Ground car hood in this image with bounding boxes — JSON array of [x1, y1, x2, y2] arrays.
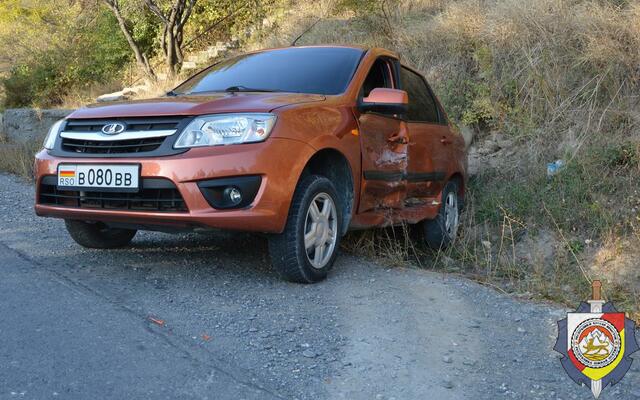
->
[[67, 92, 326, 119]]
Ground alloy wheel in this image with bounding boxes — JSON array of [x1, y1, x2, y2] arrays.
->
[[444, 191, 459, 239], [303, 193, 338, 269]]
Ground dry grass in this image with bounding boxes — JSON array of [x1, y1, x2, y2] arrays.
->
[[129, 75, 187, 100], [58, 81, 126, 109], [58, 73, 186, 108], [0, 139, 40, 180], [342, 223, 423, 268]]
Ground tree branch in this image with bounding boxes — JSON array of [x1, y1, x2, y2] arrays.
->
[[177, 0, 196, 31], [144, 0, 168, 24], [102, 0, 156, 80]]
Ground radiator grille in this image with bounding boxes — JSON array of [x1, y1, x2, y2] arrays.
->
[[61, 137, 165, 154], [60, 117, 183, 155], [38, 176, 187, 212]]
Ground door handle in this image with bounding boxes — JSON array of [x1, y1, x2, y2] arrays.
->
[[387, 135, 408, 145], [440, 136, 452, 145]]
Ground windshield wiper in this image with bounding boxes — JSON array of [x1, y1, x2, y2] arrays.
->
[[224, 85, 280, 93], [182, 87, 301, 95], [166, 90, 179, 97]]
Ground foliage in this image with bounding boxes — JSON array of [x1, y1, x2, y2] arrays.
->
[[0, 0, 75, 64], [182, 0, 288, 51], [2, 5, 135, 108], [332, 0, 394, 39], [188, 0, 254, 41], [0, 0, 280, 106]]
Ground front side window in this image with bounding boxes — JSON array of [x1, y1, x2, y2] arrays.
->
[[400, 67, 439, 123], [361, 58, 394, 98], [173, 47, 365, 96]]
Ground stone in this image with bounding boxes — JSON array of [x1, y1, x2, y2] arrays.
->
[[459, 125, 474, 149], [302, 349, 317, 358], [2, 108, 72, 144], [206, 46, 219, 58], [96, 85, 148, 104], [96, 93, 127, 103]]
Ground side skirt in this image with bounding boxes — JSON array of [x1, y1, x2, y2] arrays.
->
[[349, 197, 441, 230]]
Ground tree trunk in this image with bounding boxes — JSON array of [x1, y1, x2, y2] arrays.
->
[[103, 0, 156, 81], [146, 0, 196, 78], [166, 32, 177, 77]]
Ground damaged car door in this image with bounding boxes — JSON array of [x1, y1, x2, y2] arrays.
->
[[401, 65, 451, 199], [357, 57, 409, 213]]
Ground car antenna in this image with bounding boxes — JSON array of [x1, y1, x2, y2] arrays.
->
[[290, 18, 322, 46]]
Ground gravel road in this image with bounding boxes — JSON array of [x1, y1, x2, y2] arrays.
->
[[0, 172, 638, 400]]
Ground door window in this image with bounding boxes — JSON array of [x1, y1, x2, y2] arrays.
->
[[400, 67, 439, 123], [361, 58, 394, 98]]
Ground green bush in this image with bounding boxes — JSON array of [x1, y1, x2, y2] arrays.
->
[[472, 141, 639, 238], [2, 65, 38, 108], [2, 10, 137, 108]]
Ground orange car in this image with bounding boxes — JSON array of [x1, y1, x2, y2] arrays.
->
[[34, 46, 467, 283]]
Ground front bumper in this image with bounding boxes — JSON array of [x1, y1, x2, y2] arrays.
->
[[34, 138, 315, 233]]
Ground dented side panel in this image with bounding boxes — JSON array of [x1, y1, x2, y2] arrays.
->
[[357, 113, 409, 212]]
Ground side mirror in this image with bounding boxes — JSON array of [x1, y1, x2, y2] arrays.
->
[[358, 88, 408, 115]]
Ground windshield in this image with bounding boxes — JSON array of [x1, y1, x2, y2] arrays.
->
[[173, 47, 364, 96]]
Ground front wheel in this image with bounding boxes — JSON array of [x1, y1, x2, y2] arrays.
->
[[268, 175, 343, 283], [421, 181, 461, 250], [65, 220, 136, 249]]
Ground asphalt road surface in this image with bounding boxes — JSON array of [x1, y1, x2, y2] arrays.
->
[[0, 172, 638, 400]]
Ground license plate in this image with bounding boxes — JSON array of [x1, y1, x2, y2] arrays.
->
[[57, 164, 140, 191]]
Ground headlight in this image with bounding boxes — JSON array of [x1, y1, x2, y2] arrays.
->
[[174, 113, 277, 148], [43, 119, 65, 150]]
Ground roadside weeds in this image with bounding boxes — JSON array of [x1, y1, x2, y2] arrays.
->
[[341, 191, 640, 324], [0, 138, 39, 180]]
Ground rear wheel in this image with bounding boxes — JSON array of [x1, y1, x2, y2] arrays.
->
[[421, 181, 461, 249], [65, 220, 136, 249], [268, 175, 342, 283]]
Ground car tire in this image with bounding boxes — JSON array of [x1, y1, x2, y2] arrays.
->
[[268, 175, 343, 283], [65, 220, 137, 249], [421, 181, 461, 250]]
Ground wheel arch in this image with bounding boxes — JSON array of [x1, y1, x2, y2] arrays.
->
[[298, 148, 355, 235]]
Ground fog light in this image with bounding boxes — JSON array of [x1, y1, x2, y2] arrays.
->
[[197, 175, 261, 209], [225, 187, 242, 205]]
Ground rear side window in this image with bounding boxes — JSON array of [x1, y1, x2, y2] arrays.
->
[[400, 67, 439, 123]]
